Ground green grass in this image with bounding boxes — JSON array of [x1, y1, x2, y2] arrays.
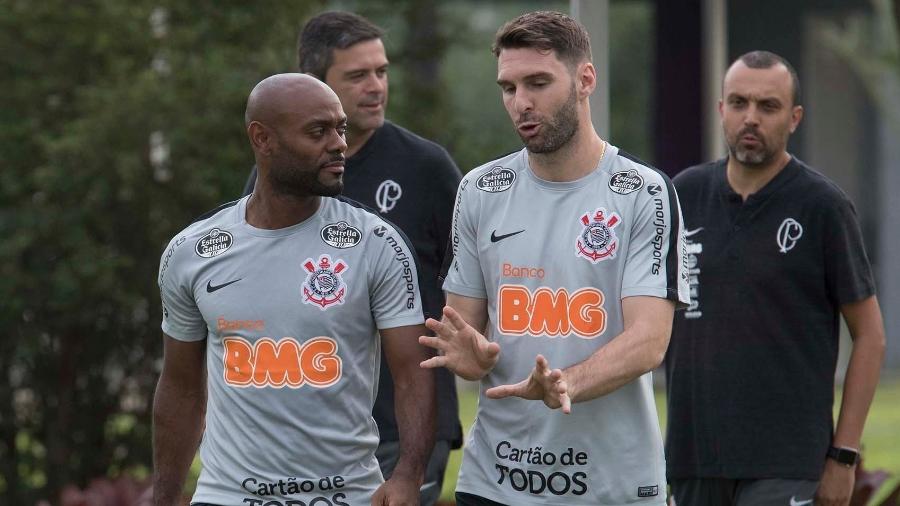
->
[[439, 378, 900, 502]]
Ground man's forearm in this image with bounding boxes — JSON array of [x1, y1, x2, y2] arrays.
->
[[833, 336, 885, 449], [391, 368, 436, 483], [152, 375, 206, 506], [565, 324, 667, 403]]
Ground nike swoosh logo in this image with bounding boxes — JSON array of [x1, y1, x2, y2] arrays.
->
[[684, 227, 704, 237], [789, 497, 813, 506], [490, 229, 525, 243], [206, 279, 242, 293]]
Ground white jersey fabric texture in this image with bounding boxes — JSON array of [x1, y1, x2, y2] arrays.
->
[[158, 195, 424, 506], [444, 145, 689, 506]]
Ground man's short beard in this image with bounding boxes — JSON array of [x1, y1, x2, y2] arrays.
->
[[268, 157, 343, 198], [728, 142, 773, 167], [525, 84, 579, 154]]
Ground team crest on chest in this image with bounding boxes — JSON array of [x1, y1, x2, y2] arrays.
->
[[576, 208, 621, 263], [301, 255, 348, 310]]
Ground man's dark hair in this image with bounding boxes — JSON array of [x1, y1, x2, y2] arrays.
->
[[734, 50, 802, 106], [297, 11, 384, 80], [492, 11, 592, 68]]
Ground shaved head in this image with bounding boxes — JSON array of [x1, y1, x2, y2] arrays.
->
[[245, 73, 348, 199], [245, 73, 339, 128]]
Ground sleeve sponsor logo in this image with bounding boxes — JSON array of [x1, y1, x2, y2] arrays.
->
[[651, 197, 666, 275], [475, 166, 516, 193], [320, 221, 361, 249], [646, 183, 662, 195], [195, 228, 233, 258], [575, 208, 621, 264], [380, 234, 417, 310], [777, 217, 803, 253], [158, 235, 186, 285], [494, 440, 589, 496], [608, 169, 644, 194], [498, 285, 606, 339], [450, 179, 470, 274], [222, 336, 342, 388], [375, 179, 403, 213], [301, 255, 348, 310]]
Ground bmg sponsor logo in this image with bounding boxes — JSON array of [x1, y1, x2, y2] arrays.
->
[[498, 285, 606, 339], [222, 336, 342, 388]]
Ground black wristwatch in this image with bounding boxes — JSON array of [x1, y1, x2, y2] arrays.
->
[[826, 446, 860, 467]]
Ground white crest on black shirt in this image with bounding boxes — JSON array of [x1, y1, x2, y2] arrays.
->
[[375, 179, 402, 213], [777, 218, 803, 253]]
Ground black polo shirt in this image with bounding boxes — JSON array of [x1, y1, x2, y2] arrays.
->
[[665, 157, 875, 480], [243, 121, 463, 446]]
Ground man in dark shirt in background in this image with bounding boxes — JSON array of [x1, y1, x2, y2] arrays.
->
[[242, 12, 462, 505], [666, 50, 886, 506]]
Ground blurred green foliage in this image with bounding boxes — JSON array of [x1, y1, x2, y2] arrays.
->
[[0, 1, 322, 503]]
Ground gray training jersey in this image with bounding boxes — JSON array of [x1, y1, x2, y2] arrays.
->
[[158, 195, 424, 506], [444, 145, 689, 506]]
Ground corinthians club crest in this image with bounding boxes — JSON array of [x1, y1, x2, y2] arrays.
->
[[576, 208, 622, 263], [301, 255, 348, 310]]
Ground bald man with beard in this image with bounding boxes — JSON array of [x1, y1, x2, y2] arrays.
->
[[153, 73, 435, 506]]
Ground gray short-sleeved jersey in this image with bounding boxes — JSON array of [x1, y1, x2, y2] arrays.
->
[[158, 196, 424, 506], [444, 146, 689, 506]]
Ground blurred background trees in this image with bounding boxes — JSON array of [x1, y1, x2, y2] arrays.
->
[[0, 1, 323, 503]]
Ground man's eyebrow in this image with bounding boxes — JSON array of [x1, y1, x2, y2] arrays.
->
[[496, 71, 555, 86]]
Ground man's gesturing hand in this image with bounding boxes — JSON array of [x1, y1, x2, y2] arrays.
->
[[484, 355, 572, 414], [419, 306, 500, 381]]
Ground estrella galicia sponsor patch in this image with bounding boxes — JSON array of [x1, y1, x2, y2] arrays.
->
[[195, 228, 233, 258], [320, 221, 361, 249], [638, 485, 659, 497], [476, 166, 516, 193], [576, 208, 622, 264], [301, 255, 348, 310], [608, 169, 644, 194]]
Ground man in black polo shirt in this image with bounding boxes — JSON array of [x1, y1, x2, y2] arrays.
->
[[666, 51, 886, 506], [242, 12, 463, 505]]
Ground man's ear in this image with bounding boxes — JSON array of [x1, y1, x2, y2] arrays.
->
[[248, 121, 274, 156], [789, 105, 804, 134], [577, 61, 597, 99]]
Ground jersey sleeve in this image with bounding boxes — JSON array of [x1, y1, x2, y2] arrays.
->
[[621, 175, 690, 307], [823, 195, 875, 305], [158, 235, 207, 341], [367, 223, 427, 330], [441, 177, 487, 298]]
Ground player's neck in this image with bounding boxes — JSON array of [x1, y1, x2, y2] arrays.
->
[[245, 183, 321, 230], [725, 150, 791, 201], [527, 126, 606, 183], [345, 126, 377, 158]]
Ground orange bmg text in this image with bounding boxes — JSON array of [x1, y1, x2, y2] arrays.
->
[[222, 336, 342, 388]]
